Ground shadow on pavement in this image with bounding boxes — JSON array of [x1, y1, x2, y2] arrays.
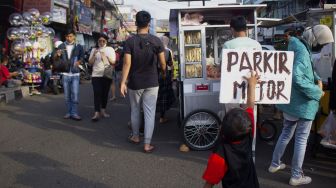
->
[[2, 151, 110, 188]]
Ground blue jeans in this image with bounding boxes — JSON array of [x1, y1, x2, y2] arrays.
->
[[43, 69, 52, 90], [271, 118, 312, 178], [128, 87, 159, 144], [62, 75, 80, 116]]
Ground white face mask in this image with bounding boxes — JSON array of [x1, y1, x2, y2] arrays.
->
[[99, 43, 107, 49]]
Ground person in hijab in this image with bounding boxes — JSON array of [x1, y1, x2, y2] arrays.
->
[[269, 25, 334, 186]]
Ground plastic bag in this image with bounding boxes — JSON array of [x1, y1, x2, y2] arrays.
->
[[318, 111, 336, 149]]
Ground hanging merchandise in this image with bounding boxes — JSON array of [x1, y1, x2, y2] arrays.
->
[[7, 9, 54, 95]]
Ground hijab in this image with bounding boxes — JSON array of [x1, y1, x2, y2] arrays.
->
[[303, 24, 334, 48]]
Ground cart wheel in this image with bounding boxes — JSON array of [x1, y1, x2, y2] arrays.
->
[[182, 110, 221, 151], [258, 120, 277, 142]]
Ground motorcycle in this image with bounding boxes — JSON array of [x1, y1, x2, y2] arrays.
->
[[49, 72, 63, 95], [78, 58, 91, 82]]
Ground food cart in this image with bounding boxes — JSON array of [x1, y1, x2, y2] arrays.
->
[[169, 4, 266, 150]]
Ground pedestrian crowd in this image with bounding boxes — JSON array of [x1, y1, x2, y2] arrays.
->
[[1, 10, 334, 187]]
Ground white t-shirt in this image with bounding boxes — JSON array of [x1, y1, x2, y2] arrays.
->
[[89, 46, 116, 77], [66, 44, 75, 59], [223, 37, 262, 50]]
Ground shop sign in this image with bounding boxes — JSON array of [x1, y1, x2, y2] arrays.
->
[[219, 49, 294, 104], [76, 33, 85, 46], [83, 0, 92, 7], [107, 0, 124, 5], [23, 0, 52, 13], [196, 84, 209, 92], [52, 5, 67, 24], [54, 0, 70, 8], [77, 23, 92, 35], [124, 21, 137, 32], [77, 2, 92, 25], [320, 16, 333, 28]]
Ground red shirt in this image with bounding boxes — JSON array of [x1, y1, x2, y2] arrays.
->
[[202, 107, 254, 185], [0, 64, 10, 85]]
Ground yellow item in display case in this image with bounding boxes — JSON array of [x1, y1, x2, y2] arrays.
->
[[313, 90, 330, 131], [173, 60, 179, 80]]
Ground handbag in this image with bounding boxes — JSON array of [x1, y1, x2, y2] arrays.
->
[[103, 65, 114, 79]]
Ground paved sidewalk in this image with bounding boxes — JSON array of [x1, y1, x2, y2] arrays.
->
[[0, 86, 30, 105]]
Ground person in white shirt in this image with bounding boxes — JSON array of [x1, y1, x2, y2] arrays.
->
[[223, 16, 261, 50], [88, 33, 116, 121]]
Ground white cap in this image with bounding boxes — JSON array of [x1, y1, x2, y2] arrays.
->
[[54, 41, 63, 48]]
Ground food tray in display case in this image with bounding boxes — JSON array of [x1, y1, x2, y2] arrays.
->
[[185, 63, 202, 78], [184, 30, 203, 79], [184, 31, 201, 44], [185, 47, 202, 62]]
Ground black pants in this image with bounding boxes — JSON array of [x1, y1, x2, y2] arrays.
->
[[92, 77, 112, 112]]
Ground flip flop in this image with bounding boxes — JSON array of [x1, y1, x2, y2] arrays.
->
[[127, 136, 140, 145], [143, 145, 155, 153], [159, 118, 169, 124]]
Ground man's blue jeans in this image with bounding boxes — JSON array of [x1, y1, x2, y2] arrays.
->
[[62, 75, 80, 116], [271, 118, 312, 178]]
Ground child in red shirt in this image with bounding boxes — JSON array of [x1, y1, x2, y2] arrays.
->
[[202, 71, 259, 188]]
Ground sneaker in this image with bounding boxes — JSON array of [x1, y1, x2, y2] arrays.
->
[[268, 163, 286, 173], [63, 114, 71, 119], [289, 175, 312, 186], [71, 115, 82, 121]]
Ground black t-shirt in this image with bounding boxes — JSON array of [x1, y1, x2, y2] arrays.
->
[[124, 34, 164, 90]]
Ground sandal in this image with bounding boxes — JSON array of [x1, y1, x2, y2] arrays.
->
[[127, 136, 140, 145], [101, 113, 110, 118], [91, 113, 100, 122], [159, 118, 169, 124], [143, 145, 155, 153]]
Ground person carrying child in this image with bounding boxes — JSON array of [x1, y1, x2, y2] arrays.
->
[[202, 71, 260, 188]]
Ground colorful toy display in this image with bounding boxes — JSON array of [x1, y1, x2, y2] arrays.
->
[[7, 9, 54, 94]]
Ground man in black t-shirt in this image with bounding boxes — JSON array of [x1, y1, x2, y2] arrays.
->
[[120, 11, 166, 153]]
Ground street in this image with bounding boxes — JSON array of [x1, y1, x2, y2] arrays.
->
[[0, 83, 335, 188]]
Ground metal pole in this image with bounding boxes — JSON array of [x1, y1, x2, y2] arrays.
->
[[69, 0, 74, 31]]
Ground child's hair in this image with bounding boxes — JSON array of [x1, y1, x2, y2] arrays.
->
[[220, 108, 252, 142], [65, 29, 76, 36], [1, 55, 9, 64], [230, 16, 247, 32]]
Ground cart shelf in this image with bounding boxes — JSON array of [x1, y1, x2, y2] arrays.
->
[[185, 61, 202, 64], [185, 44, 201, 47]]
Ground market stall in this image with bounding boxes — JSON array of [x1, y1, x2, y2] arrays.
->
[[169, 4, 266, 150]]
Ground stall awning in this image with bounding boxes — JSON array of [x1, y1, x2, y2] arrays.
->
[[258, 9, 308, 28]]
